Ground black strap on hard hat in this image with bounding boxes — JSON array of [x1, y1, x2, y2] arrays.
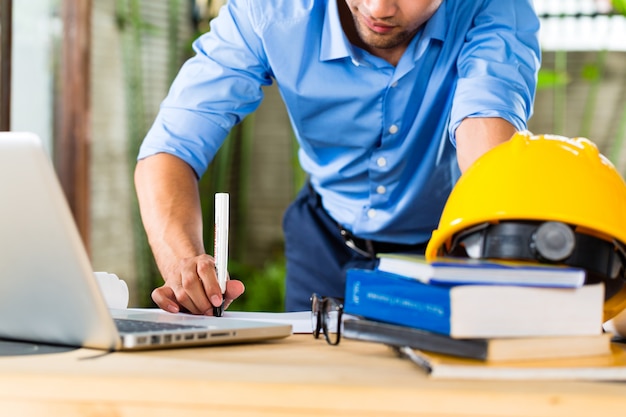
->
[[446, 221, 626, 298]]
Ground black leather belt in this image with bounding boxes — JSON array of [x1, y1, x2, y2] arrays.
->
[[338, 226, 428, 258], [307, 182, 427, 258]]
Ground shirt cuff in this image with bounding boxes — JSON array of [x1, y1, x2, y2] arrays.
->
[[449, 76, 530, 145], [138, 108, 230, 178]]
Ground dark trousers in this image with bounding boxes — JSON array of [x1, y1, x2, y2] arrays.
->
[[282, 183, 429, 311], [282, 185, 377, 311]]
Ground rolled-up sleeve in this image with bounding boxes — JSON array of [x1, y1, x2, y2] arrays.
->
[[449, 0, 541, 142]]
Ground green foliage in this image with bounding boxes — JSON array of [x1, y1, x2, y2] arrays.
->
[[613, 0, 626, 16], [581, 63, 601, 82], [227, 256, 287, 312], [536, 69, 569, 90]]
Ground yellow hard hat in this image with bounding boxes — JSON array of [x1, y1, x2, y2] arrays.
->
[[425, 131, 626, 321]]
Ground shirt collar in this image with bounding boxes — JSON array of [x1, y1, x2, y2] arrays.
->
[[422, 2, 447, 44], [320, 0, 352, 61], [320, 0, 448, 63], [412, 2, 447, 61]]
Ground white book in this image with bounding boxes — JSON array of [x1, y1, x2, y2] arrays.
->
[[397, 344, 626, 381], [377, 254, 586, 288]]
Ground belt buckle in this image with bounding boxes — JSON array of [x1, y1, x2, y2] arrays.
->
[[339, 228, 375, 258]]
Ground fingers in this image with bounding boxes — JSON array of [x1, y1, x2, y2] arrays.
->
[[223, 280, 246, 310], [151, 286, 180, 313], [152, 255, 246, 316], [177, 263, 213, 314], [196, 256, 223, 310], [152, 278, 246, 315]]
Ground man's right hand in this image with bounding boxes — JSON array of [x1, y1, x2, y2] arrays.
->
[[151, 254, 245, 315]]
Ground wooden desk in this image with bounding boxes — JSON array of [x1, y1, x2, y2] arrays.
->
[[1, 335, 625, 416]]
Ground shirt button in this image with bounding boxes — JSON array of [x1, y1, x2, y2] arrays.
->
[[391, 81, 398, 88], [389, 124, 398, 134], [377, 157, 387, 167], [367, 209, 377, 219], [376, 185, 386, 194]]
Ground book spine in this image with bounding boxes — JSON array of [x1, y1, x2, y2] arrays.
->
[[344, 269, 453, 335]]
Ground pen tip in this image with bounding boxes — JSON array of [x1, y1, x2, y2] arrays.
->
[[213, 304, 224, 317]]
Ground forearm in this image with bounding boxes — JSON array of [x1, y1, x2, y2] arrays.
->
[[455, 117, 517, 172], [134, 153, 205, 281]]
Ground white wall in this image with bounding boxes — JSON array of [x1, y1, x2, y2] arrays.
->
[[11, 0, 56, 153], [536, 0, 626, 51]]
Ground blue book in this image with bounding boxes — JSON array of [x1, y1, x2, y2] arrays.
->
[[343, 269, 604, 338], [376, 254, 585, 288]]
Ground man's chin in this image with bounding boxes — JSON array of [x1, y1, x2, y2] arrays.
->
[[355, 26, 405, 50], [361, 37, 402, 51]]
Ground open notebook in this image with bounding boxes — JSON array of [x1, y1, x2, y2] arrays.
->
[[0, 132, 291, 350]]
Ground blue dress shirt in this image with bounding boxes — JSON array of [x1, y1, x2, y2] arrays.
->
[[139, 0, 541, 244]]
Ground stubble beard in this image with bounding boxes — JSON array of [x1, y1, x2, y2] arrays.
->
[[352, 15, 415, 50]]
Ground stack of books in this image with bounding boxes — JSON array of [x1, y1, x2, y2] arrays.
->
[[343, 254, 611, 363]]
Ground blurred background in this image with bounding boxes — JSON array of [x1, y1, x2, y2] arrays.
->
[[1, 0, 626, 312]]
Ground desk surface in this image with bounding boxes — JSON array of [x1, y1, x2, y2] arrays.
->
[[1, 334, 625, 416]]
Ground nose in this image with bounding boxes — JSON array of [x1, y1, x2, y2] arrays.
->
[[362, 0, 397, 19]]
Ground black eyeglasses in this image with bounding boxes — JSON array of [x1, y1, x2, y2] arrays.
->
[[310, 293, 344, 345]]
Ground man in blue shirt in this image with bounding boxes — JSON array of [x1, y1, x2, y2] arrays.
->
[[135, 0, 541, 313]]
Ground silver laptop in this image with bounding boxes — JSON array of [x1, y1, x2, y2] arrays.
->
[[0, 132, 292, 350]]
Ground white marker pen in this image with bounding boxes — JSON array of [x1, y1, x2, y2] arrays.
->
[[213, 192, 229, 316]]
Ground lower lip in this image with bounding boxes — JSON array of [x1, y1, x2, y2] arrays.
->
[[362, 16, 394, 34]]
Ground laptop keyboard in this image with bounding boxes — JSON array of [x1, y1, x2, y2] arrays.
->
[[114, 318, 205, 333]]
